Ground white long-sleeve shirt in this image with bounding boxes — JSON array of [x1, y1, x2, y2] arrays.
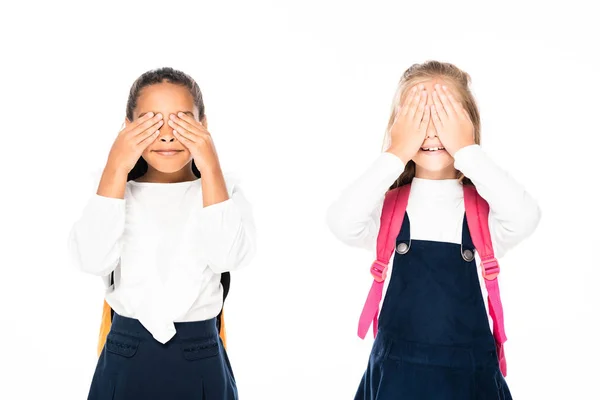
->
[[327, 145, 541, 260], [68, 174, 256, 344]]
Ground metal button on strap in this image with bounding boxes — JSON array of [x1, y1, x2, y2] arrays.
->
[[396, 242, 410, 254], [462, 248, 475, 262]]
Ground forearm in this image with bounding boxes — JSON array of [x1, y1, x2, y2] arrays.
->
[[327, 152, 406, 249], [97, 164, 128, 199], [200, 160, 229, 207]]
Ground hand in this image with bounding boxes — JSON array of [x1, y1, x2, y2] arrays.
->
[[430, 84, 475, 156], [387, 83, 431, 164], [168, 113, 219, 171], [106, 112, 164, 173]]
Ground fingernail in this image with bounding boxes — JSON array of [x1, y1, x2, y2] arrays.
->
[[173, 129, 178, 134], [147, 112, 154, 117], [156, 113, 162, 119], [177, 112, 184, 117], [442, 85, 447, 90], [158, 120, 164, 125]]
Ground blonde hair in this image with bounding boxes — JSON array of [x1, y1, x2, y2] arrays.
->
[[384, 60, 481, 189]]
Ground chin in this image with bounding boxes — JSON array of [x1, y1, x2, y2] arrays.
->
[[413, 151, 455, 174], [144, 153, 193, 173]]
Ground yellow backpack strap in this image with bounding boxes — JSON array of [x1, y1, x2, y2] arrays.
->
[[97, 300, 113, 357], [219, 309, 227, 349]]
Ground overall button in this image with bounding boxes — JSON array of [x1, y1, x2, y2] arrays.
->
[[462, 248, 475, 262], [396, 242, 409, 254]]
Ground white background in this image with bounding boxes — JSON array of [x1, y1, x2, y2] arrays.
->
[[1, 0, 598, 399]]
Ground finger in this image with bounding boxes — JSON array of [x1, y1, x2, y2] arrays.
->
[[432, 88, 448, 119], [122, 112, 155, 134], [137, 128, 161, 147], [128, 113, 164, 137], [413, 89, 428, 122], [167, 118, 194, 136], [173, 128, 195, 146], [170, 116, 199, 142], [168, 120, 200, 142], [430, 103, 443, 133], [420, 105, 432, 131], [407, 84, 424, 119], [175, 112, 204, 127], [168, 114, 205, 136], [400, 86, 418, 116], [443, 85, 464, 115], [134, 119, 163, 145], [435, 84, 454, 116], [133, 120, 163, 144]]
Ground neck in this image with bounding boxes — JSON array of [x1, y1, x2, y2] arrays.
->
[[138, 163, 198, 183], [414, 165, 458, 180]]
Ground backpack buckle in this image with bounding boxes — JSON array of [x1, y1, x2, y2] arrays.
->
[[370, 260, 388, 282], [481, 257, 500, 280]]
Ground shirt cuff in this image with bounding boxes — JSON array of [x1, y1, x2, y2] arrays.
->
[[379, 151, 406, 176], [91, 193, 126, 206], [453, 144, 483, 173], [198, 198, 234, 215]]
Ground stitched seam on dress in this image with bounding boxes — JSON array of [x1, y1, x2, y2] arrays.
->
[[106, 339, 137, 349], [183, 343, 218, 353]]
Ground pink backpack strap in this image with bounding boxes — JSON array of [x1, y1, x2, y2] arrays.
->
[[463, 185, 508, 377], [358, 184, 411, 339]]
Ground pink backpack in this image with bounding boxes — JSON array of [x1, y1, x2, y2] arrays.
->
[[357, 184, 508, 376]]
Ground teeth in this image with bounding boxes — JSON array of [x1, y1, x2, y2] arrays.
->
[[422, 147, 445, 151]]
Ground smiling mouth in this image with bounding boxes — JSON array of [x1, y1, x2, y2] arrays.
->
[[420, 146, 446, 152], [153, 150, 184, 156]]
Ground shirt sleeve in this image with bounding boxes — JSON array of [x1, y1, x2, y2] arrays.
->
[[196, 177, 257, 273], [454, 144, 542, 258], [67, 194, 126, 277], [326, 152, 406, 251]]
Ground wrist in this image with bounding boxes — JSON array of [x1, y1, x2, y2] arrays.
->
[[98, 164, 128, 199], [194, 151, 221, 172], [103, 163, 129, 179], [386, 146, 410, 165], [196, 157, 222, 175], [450, 140, 476, 157]]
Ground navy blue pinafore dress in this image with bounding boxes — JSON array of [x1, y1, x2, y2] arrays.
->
[[88, 313, 237, 400], [355, 214, 512, 399]]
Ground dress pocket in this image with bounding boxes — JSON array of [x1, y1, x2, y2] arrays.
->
[[181, 337, 220, 361], [105, 332, 140, 358]]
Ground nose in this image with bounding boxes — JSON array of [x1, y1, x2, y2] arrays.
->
[[424, 94, 437, 138], [425, 119, 437, 138], [158, 121, 176, 142]]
